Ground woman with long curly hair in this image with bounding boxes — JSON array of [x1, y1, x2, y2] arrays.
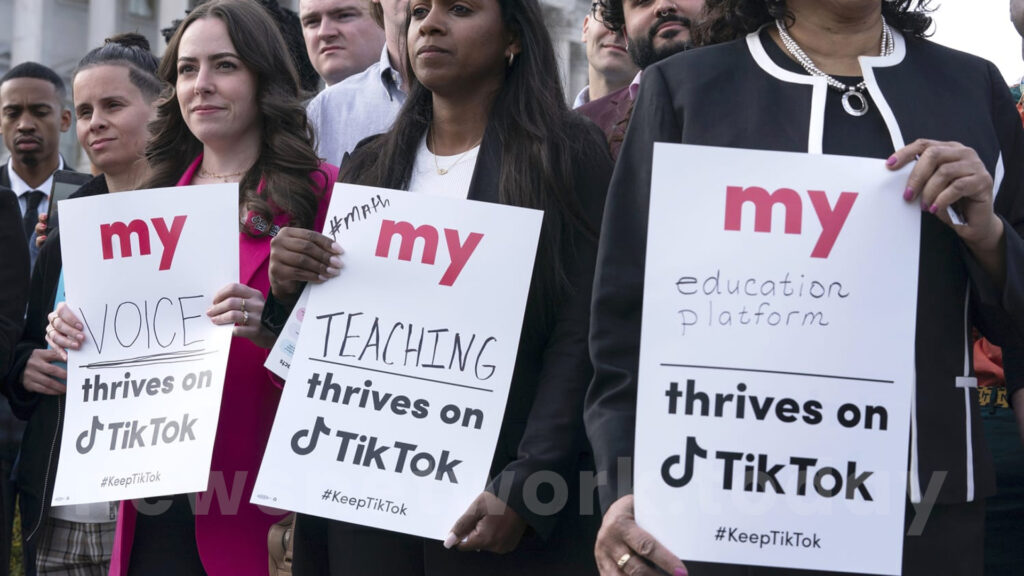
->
[[47, 1, 338, 574], [586, 0, 1024, 575], [265, 0, 612, 573]]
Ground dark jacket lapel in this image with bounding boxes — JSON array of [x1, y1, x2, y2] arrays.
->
[[465, 126, 502, 204]]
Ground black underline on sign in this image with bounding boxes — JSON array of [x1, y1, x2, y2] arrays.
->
[[308, 357, 494, 393], [659, 363, 894, 384], [80, 349, 217, 369]]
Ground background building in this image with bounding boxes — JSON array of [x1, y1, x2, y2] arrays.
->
[[0, 0, 590, 169]]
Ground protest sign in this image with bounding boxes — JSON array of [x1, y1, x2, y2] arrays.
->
[[52, 185, 237, 505], [635, 144, 920, 575], [254, 184, 542, 539]]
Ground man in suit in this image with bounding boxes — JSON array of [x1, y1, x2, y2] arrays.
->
[[577, 0, 703, 159], [0, 188, 29, 576], [0, 61, 70, 576], [0, 62, 73, 268]]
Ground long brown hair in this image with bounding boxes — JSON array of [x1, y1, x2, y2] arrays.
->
[[145, 0, 324, 233]]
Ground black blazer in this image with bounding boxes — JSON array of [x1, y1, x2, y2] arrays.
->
[[1, 161, 78, 267], [586, 29, 1024, 513], [3, 175, 108, 545], [300, 118, 612, 574], [0, 187, 30, 376]]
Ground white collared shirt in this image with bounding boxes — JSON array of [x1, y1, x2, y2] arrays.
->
[[8, 157, 64, 217], [573, 86, 591, 109], [307, 46, 407, 167]]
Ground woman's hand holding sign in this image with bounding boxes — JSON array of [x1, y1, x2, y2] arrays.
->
[[208, 283, 275, 349], [46, 302, 85, 360], [444, 492, 527, 554], [596, 495, 688, 576], [268, 227, 344, 306], [888, 139, 1005, 283]]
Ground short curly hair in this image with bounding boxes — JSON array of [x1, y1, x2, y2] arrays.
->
[[695, 0, 933, 45], [594, 0, 934, 46]]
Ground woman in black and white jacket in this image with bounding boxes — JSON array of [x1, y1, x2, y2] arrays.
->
[[585, 1, 1024, 574]]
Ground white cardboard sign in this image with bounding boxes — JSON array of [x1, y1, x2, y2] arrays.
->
[[635, 144, 920, 575], [254, 184, 542, 539], [53, 185, 238, 505]]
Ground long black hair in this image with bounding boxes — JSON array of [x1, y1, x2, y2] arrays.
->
[[695, 0, 934, 46], [145, 0, 324, 234], [342, 0, 603, 323]]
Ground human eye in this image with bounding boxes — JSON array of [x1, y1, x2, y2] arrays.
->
[[302, 15, 320, 28], [177, 62, 197, 75], [76, 105, 93, 118], [216, 60, 238, 71], [451, 3, 472, 15], [333, 9, 358, 22], [410, 4, 429, 19]]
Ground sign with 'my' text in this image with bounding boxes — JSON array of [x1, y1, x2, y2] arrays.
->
[[53, 185, 237, 505], [254, 184, 542, 539], [635, 144, 919, 575]]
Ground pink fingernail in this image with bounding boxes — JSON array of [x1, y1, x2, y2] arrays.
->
[[886, 155, 898, 166], [920, 199, 929, 210], [929, 204, 938, 214], [675, 569, 688, 576], [902, 187, 913, 201]]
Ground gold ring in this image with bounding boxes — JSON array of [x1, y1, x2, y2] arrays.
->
[[616, 552, 631, 568], [241, 299, 247, 314], [242, 310, 249, 325]]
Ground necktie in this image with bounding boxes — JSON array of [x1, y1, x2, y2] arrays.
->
[[23, 190, 45, 241]]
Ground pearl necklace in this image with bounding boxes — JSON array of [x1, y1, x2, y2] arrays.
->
[[775, 18, 894, 117]]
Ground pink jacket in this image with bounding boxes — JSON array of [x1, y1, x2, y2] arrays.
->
[[109, 157, 338, 576]]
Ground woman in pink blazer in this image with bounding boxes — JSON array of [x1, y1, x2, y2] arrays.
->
[[116, 2, 337, 573], [49, 1, 337, 573]]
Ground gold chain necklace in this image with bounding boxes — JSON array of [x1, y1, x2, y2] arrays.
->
[[198, 166, 248, 181], [430, 130, 481, 176]]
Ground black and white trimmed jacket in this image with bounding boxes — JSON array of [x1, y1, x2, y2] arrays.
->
[[585, 27, 1024, 512]]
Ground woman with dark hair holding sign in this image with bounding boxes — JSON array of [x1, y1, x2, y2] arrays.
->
[[264, 0, 611, 573], [3, 32, 161, 575], [584, 0, 1024, 575], [45, 1, 338, 574]]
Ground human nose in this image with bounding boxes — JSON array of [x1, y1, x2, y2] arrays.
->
[[653, 0, 678, 16], [317, 17, 339, 41], [417, 5, 445, 36], [193, 65, 214, 95], [16, 113, 36, 133], [89, 110, 108, 132]]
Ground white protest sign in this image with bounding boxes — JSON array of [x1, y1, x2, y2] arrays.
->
[[254, 184, 542, 539], [53, 185, 238, 505], [635, 144, 919, 575]]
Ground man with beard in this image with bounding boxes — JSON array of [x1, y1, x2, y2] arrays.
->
[[578, 0, 703, 159], [0, 62, 72, 268]]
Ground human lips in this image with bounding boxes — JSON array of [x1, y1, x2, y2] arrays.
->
[[600, 42, 628, 54], [191, 104, 224, 115], [13, 136, 41, 150], [320, 44, 342, 55], [656, 20, 686, 34], [89, 137, 116, 150], [416, 44, 448, 57]]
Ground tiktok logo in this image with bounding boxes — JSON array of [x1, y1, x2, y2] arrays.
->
[[661, 436, 707, 488]]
